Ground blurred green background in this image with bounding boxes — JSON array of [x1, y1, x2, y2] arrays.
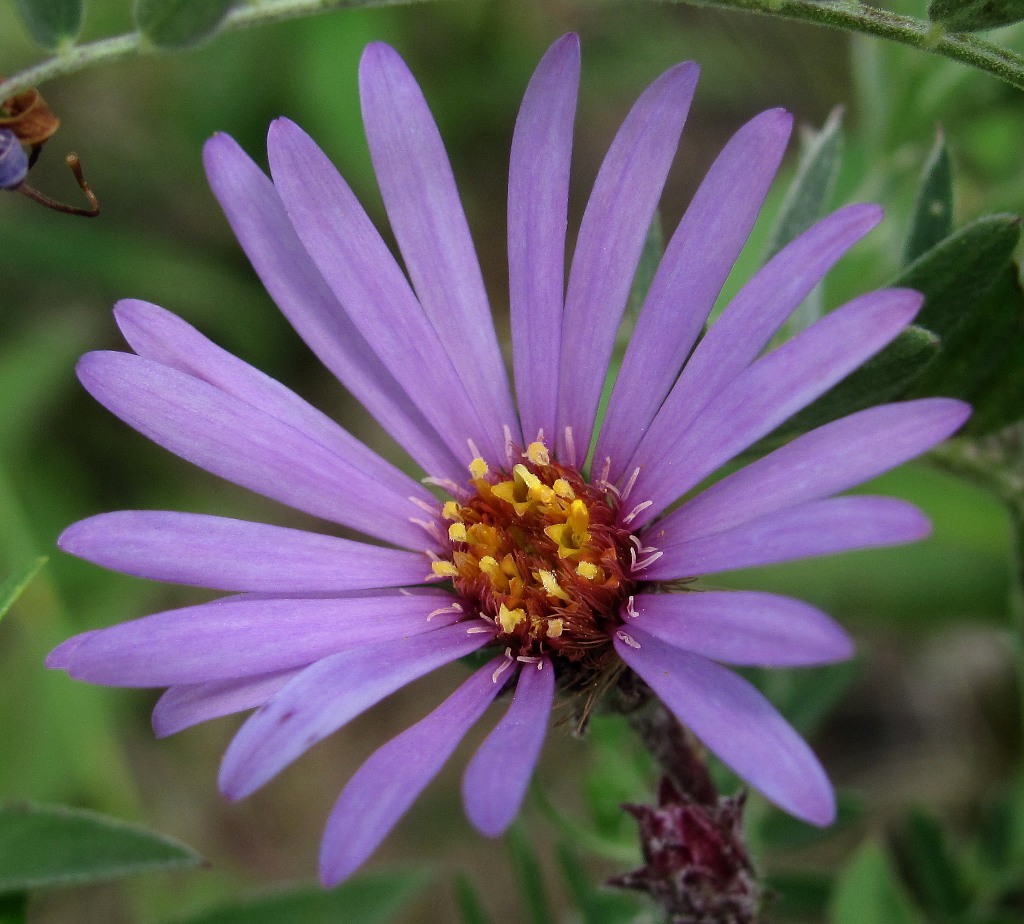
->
[[2, 0, 1023, 921]]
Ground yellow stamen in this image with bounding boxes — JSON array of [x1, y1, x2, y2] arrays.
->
[[498, 603, 527, 633], [552, 478, 575, 499], [536, 569, 571, 602], [431, 560, 459, 578], [448, 523, 467, 543], [576, 561, 599, 580], [442, 501, 462, 521], [546, 618, 564, 638], [526, 441, 550, 466], [469, 457, 489, 480]]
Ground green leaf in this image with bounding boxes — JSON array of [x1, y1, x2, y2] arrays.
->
[[455, 873, 495, 924], [0, 803, 202, 892], [12, 0, 83, 49], [904, 133, 953, 265], [830, 840, 924, 924], [765, 872, 832, 921], [168, 870, 431, 924], [0, 557, 46, 623], [0, 894, 26, 924], [134, 0, 239, 49], [929, 0, 1024, 32], [556, 844, 643, 924], [508, 823, 555, 924], [893, 808, 971, 919]]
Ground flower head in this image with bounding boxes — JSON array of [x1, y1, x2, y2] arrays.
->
[[48, 35, 969, 885]]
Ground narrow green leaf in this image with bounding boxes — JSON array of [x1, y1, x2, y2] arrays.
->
[[0, 803, 202, 892], [0, 558, 46, 623], [894, 214, 1022, 343], [169, 870, 431, 924], [0, 894, 27, 924], [12, 0, 83, 49], [134, 0, 239, 50], [929, 0, 1024, 32], [508, 824, 555, 924], [455, 873, 495, 924], [893, 808, 971, 919], [556, 844, 642, 924], [830, 840, 924, 924], [904, 133, 953, 265], [765, 107, 845, 261]]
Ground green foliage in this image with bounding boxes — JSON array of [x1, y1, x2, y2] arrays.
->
[[556, 845, 644, 924], [168, 870, 431, 924], [12, 0, 83, 49], [0, 557, 45, 623], [892, 808, 971, 921], [829, 840, 924, 924], [0, 894, 26, 924], [507, 823, 554, 924], [0, 803, 202, 892], [455, 873, 494, 924], [134, 0, 240, 50], [904, 134, 953, 264], [929, 0, 1024, 33]]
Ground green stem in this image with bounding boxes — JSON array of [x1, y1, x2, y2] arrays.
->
[[1, 0, 427, 100], [660, 0, 1024, 92]]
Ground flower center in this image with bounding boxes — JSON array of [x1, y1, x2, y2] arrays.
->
[[432, 442, 637, 673]]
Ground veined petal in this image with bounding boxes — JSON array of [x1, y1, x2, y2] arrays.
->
[[58, 511, 429, 593], [596, 108, 792, 476], [625, 288, 923, 523], [218, 621, 495, 800], [203, 132, 463, 482], [656, 398, 970, 543], [509, 34, 580, 442], [360, 43, 520, 449], [645, 496, 931, 581], [556, 61, 699, 465], [51, 591, 457, 687], [266, 118, 504, 466], [627, 591, 853, 666], [615, 628, 835, 825], [78, 351, 433, 550], [152, 669, 301, 738], [462, 658, 554, 837], [320, 656, 509, 885]]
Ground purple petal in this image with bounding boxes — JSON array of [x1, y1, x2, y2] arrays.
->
[[462, 658, 555, 837], [644, 496, 931, 581], [320, 656, 509, 885], [203, 133, 462, 482], [509, 34, 580, 442], [218, 621, 495, 800], [627, 591, 853, 666], [46, 630, 100, 670], [615, 628, 835, 825], [78, 351, 433, 550], [359, 43, 519, 449], [58, 511, 429, 593], [54, 591, 458, 687], [152, 669, 300, 738], [555, 61, 700, 465], [596, 108, 792, 475], [624, 288, 923, 523], [0, 128, 28, 189], [114, 299, 433, 506], [655, 398, 970, 543]]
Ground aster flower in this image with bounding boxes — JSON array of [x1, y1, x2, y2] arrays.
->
[[48, 34, 969, 886]]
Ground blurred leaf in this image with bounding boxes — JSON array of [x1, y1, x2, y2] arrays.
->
[[755, 792, 864, 853], [978, 778, 1024, 874], [169, 870, 431, 924], [455, 873, 494, 924], [0, 557, 46, 623], [0, 803, 202, 892], [12, 0, 83, 48], [929, 0, 1024, 32], [893, 808, 971, 920], [904, 133, 953, 265], [0, 894, 25, 924], [765, 872, 832, 921], [135, 0, 238, 49], [508, 823, 555, 924], [830, 840, 925, 924], [759, 659, 861, 736], [556, 844, 643, 924]]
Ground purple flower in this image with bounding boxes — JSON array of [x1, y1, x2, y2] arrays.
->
[[48, 35, 969, 885], [0, 128, 28, 189]]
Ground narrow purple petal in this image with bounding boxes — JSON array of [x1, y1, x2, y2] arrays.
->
[[218, 621, 495, 800], [655, 398, 970, 543], [624, 288, 923, 523], [644, 496, 931, 581], [509, 34, 580, 442], [267, 118, 504, 466], [462, 658, 555, 837], [0, 128, 28, 189], [596, 109, 792, 475], [55, 591, 458, 687], [627, 591, 853, 666], [78, 351, 433, 550], [615, 628, 835, 825], [152, 669, 300, 738], [45, 630, 99, 670], [203, 133, 463, 482], [58, 511, 429, 593], [556, 61, 700, 465], [320, 657, 509, 885], [114, 299, 434, 506], [360, 43, 520, 448]]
